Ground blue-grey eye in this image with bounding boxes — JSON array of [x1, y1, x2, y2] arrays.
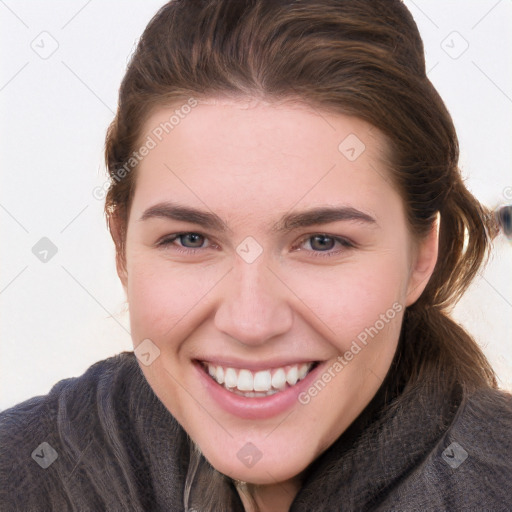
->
[[178, 233, 205, 248]]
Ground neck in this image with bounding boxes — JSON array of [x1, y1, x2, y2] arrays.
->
[[234, 356, 401, 512], [236, 475, 303, 512]]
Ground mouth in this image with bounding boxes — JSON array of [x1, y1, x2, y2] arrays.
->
[[198, 360, 320, 398]]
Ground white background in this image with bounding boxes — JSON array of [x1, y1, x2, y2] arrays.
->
[[1, 0, 511, 411]]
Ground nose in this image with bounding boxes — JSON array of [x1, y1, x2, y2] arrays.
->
[[214, 257, 293, 347]]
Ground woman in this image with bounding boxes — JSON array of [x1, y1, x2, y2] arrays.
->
[[1, 0, 511, 510]]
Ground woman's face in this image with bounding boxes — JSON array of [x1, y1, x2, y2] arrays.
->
[[119, 98, 436, 485]]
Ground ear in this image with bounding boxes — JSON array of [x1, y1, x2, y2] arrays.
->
[[405, 213, 440, 307], [108, 208, 128, 291]]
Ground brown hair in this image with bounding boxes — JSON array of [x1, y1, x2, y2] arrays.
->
[[104, 0, 499, 509]]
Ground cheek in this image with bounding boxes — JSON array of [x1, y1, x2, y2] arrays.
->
[[125, 254, 218, 342], [283, 253, 407, 351]]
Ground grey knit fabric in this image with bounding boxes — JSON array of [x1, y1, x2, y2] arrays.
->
[[1, 351, 511, 511]]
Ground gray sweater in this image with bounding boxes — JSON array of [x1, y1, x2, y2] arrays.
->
[[1, 351, 511, 511]]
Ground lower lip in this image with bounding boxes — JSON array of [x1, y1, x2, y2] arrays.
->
[[194, 360, 326, 420]]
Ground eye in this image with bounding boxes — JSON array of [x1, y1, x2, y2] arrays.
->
[[292, 233, 355, 258], [155, 232, 213, 254], [155, 232, 355, 258]]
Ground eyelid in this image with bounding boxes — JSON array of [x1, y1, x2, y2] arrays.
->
[[291, 233, 356, 256], [155, 231, 215, 249], [155, 231, 356, 258]]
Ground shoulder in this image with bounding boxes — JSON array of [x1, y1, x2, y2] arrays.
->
[[434, 387, 512, 509], [448, 387, 512, 465], [463, 385, 512, 425], [0, 351, 140, 439], [445, 386, 512, 477], [0, 351, 149, 510], [382, 387, 512, 511]]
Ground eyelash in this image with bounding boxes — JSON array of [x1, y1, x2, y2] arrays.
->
[[155, 232, 355, 258]]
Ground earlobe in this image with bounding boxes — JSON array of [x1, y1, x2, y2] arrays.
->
[[405, 213, 440, 307]]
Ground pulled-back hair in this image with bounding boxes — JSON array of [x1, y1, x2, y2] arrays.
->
[[104, 1, 498, 509]]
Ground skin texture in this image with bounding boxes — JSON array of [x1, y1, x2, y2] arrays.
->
[[114, 98, 439, 511]]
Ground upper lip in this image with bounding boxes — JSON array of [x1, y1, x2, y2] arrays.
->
[[195, 357, 322, 371]]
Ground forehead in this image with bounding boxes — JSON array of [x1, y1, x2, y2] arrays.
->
[[131, 98, 399, 225], [140, 97, 385, 163]]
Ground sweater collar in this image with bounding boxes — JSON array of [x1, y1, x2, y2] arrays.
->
[[126, 348, 462, 511], [288, 359, 463, 510]]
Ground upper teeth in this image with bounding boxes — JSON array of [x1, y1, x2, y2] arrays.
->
[[204, 362, 314, 394]]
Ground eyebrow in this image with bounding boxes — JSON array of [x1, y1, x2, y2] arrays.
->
[[139, 201, 377, 233]]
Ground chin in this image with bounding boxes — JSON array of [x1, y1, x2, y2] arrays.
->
[[198, 438, 315, 486]]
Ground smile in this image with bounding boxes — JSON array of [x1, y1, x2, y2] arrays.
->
[[201, 361, 318, 397]]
